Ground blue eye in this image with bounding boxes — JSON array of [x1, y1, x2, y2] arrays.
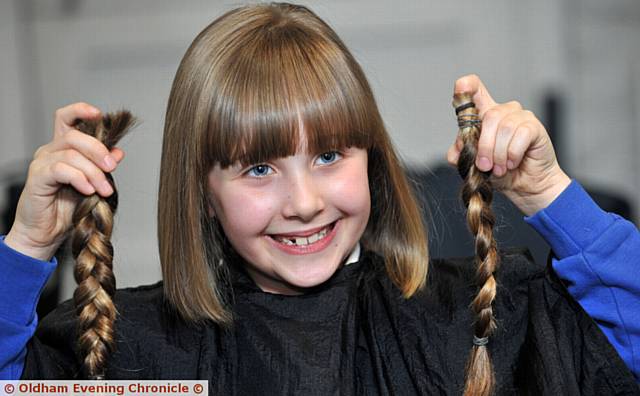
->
[[247, 164, 273, 177], [316, 151, 341, 165]]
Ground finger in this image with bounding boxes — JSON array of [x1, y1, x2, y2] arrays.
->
[[446, 144, 457, 166], [49, 162, 97, 196], [475, 102, 523, 171], [110, 147, 125, 163], [53, 102, 101, 136], [49, 149, 114, 196], [447, 144, 459, 166], [49, 129, 116, 172], [492, 112, 526, 176], [506, 122, 537, 170], [446, 136, 463, 166], [453, 74, 497, 117]]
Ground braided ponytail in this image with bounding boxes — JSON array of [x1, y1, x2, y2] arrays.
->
[[452, 94, 499, 396], [71, 111, 136, 380]]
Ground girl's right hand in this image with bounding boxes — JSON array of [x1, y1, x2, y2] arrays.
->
[[4, 103, 125, 261]]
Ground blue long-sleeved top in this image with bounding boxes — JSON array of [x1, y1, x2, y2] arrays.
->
[[0, 234, 57, 380], [524, 180, 640, 382], [1, 180, 639, 381]]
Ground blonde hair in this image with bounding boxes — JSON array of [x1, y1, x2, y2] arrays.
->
[[453, 93, 499, 396], [157, 2, 428, 325], [72, 111, 136, 379]]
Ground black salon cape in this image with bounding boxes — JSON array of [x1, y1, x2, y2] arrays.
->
[[22, 248, 639, 395]]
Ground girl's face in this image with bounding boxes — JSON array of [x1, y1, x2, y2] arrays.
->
[[207, 135, 370, 295]]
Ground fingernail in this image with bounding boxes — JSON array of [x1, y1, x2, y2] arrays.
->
[[103, 155, 116, 170], [477, 156, 492, 171], [493, 165, 505, 176], [507, 160, 515, 169], [102, 180, 113, 195]]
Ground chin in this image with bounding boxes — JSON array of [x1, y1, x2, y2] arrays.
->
[[280, 257, 343, 290]]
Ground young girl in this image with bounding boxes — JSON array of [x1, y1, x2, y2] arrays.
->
[[1, 2, 639, 394]]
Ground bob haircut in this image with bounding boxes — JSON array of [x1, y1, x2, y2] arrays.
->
[[158, 2, 428, 324]]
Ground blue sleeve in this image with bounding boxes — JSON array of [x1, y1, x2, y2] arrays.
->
[[524, 180, 640, 382], [0, 235, 57, 379]]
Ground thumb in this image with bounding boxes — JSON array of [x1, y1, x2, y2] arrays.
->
[[453, 74, 497, 117]]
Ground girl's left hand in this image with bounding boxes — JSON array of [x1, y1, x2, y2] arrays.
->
[[446, 74, 571, 216]]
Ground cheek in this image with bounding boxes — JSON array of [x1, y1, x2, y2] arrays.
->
[[215, 187, 278, 237], [323, 161, 371, 217]]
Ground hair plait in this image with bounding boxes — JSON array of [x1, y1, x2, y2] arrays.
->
[[71, 110, 136, 379], [452, 93, 499, 396]]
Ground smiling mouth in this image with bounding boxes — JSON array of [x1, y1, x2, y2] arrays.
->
[[269, 221, 337, 247]]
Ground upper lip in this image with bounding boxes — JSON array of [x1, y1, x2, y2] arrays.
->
[[270, 221, 336, 238]]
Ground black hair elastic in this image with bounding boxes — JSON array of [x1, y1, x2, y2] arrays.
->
[[457, 114, 481, 129], [455, 101, 476, 115]]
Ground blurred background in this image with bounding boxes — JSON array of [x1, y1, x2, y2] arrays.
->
[[1, 0, 638, 311]]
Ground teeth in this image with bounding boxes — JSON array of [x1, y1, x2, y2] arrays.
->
[[274, 225, 330, 246]]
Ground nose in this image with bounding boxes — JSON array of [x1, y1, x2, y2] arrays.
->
[[281, 171, 325, 222]]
